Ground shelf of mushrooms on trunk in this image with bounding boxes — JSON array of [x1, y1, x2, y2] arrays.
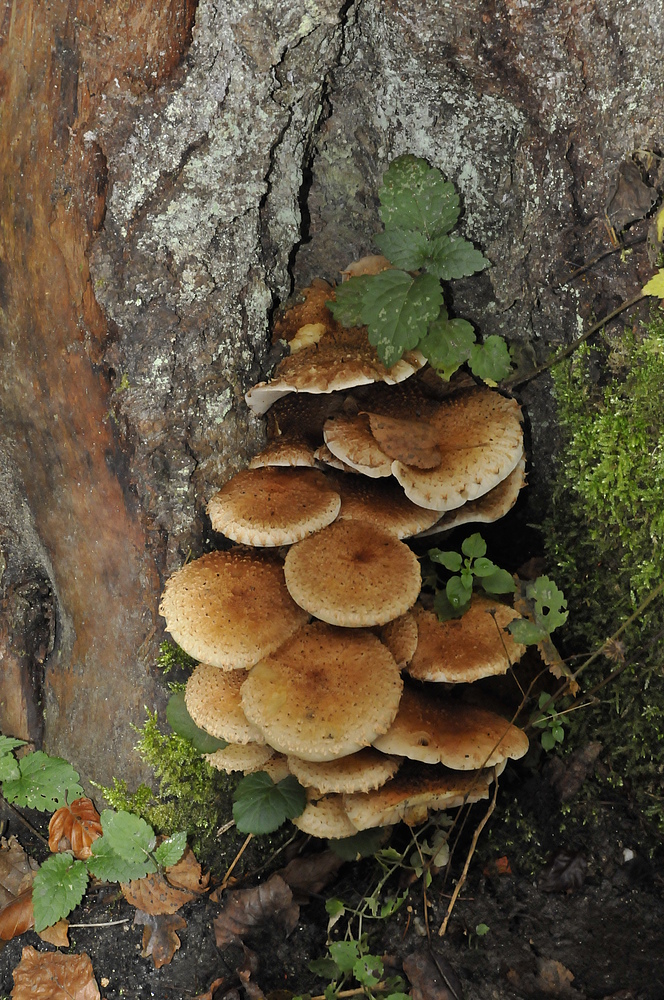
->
[[159, 267, 530, 842]]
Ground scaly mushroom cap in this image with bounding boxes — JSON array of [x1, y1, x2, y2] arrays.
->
[[334, 474, 441, 538], [416, 453, 526, 538], [293, 793, 359, 839], [159, 549, 308, 670], [207, 467, 341, 547], [248, 439, 318, 469], [367, 411, 441, 469], [373, 685, 529, 770], [283, 520, 421, 627], [343, 761, 495, 830], [406, 596, 526, 683], [287, 748, 401, 795], [240, 623, 403, 762], [185, 664, 265, 745], [376, 612, 419, 668], [323, 413, 393, 478], [204, 743, 274, 773], [392, 389, 523, 511]]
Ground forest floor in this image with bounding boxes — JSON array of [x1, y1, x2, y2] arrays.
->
[[1, 748, 663, 1000]]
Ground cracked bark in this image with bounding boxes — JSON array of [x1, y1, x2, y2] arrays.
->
[[0, 0, 662, 785]]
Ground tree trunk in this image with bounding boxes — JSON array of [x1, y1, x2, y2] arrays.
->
[[1, 0, 662, 787]]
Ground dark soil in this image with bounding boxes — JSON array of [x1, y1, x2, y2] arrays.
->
[[2, 754, 664, 1000]]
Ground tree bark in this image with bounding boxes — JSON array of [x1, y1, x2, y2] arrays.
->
[[1, 0, 662, 786]]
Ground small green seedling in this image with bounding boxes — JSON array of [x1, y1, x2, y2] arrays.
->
[[329, 155, 512, 383], [531, 691, 568, 751], [428, 532, 516, 620], [507, 576, 568, 645]]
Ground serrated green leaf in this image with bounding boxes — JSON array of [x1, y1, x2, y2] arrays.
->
[[481, 568, 517, 595], [32, 854, 89, 932], [374, 228, 432, 271], [642, 270, 664, 297], [361, 270, 444, 367], [428, 548, 463, 572], [473, 556, 498, 577], [0, 735, 26, 756], [527, 576, 568, 633], [166, 692, 228, 753], [329, 940, 360, 973], [309, 957, 341, 979], [379, 156, 460, 237], [354, 954, 383, 986], [0, 755, 20, 782], [419, 316, 475, 378], [508, 618, 547, 645], [325, 898, 346, 918], [434, 589, 468, 622], [87, 835, 157, 882], [233, 772, 306, 835], [446, 575, 473, 608], [461, 533, 486, 559], [328, 827, 387, 860], [99, 809, 156, 862], [2, 752, 84, 812], [154, 830, 187, 868], [327, 275, 374, 328], [469, 335, 512, 384], [427, 234, 488, 280]]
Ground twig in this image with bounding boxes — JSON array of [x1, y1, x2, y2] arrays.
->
[[502, 291, 646, 389], [67, 918, 131, 928], [438, 778, 499, 937], [310, 985, 389, 1000], [561, 235, 647, 284], [216, 819, 235, 837], [2, 800, 49, 847], [219, 833, 253, 890]]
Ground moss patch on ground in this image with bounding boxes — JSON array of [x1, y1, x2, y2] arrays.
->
[[544, 315, 664, 832]]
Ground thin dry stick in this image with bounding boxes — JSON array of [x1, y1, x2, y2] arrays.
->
[[438, 778, 499, 937], [311, 986, 389, 1000], [68, 918, 131, 928], [219, 832, 253, 890], [3, 801, 49, 847]]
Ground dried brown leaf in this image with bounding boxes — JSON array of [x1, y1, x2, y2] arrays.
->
[[214, 874, 299, 948], [403, 945, 463, 1000], [37, 919, 70, 948], [0, 890, 34, 941], [193, 978, 230, 1000], [278, 850, 344, 903], [121, 872, 196, 915], [0, 836, 38, 905], [507, 956, 581, 998], [48, 798, 102, 860], [539, 849, 587, 893], [11, 945, 100, 1000], [134, 910, 187, 969], [165, 845, 210, 893]]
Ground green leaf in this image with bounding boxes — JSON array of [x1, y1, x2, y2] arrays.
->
[[428, 548, 463, 572], [87, 836, 157, 882], [473, 557, 498, 577], [2, 752, 84, 812], [0, 736, 26, 756], [379, 155, 460, 237], [374, 228, 432, 271], [233, 772, 306, 835], [419, 316, 475, 379], [552, 725, 565, 743], [32, 854, 89, 932], [446, 575, 473, 609], [642, 270, 664, 297], [475, 923, 490, 936], [528, 576, 569, 633], [508, 618, 547, 645], [327, 276, 374, 327], [541, 730, 556, 752], [469, 335, 512, 384], [361, 270, 444, 367], [434, 589, 468, 621], [481, 568, 517, 595], [461, 533, 487, 559], [98, 809, 156, 863], [153, 831, 187, 869], [427, 234, 488, 280], [325, 898, 346, 918], [329, 940, 360, 974], [354, 954, 383, 986], [379, 892, 407, 918], [0, 755, 20, 782], [328, 827, 387, 860], [166, 692, 228, 753], [309, 957, 342, 979]]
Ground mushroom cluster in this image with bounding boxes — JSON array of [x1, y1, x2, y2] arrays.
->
[[159, 275, 530, 840]]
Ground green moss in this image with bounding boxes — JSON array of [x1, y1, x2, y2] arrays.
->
[[545, 317, 664, 830], [98, 711, 233, 863]]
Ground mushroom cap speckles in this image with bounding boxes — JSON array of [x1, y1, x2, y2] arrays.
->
[[406, 597, 526, 684], [373, 685, 529, 770], [240, 623, 403, 762], [287, 748, 401, 795], [334, 474, 441, 538], [376, 612, 419, 668], [207, 467, 341, 547], [292, 794, 359, 839], [392, 390, 523, 511], [204, 743, 274, 774], [159, 549, 308, 670], [185, 664, 265, 745], [283, 520, 421, 628], [323, 413, 393, 478]]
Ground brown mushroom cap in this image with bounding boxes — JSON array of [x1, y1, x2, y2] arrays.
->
[[323, 413, 393, 478], [207, 467, 341, 547], [240, 623, 403, 761], [185, 664, 265, 745], [334, 474, 441, 538], [367, 411, 441, 469], [204, 743, 274, 773], [343, 761, 495, 830], [392, 390, 523, 511], [159, 549, 308, 670], [377, 612, 419, 668], [372, 685, 529, 770], [406, 596, 526, 683], [283, 520, 421, 627], [293, 793, 359, 839], [248, 439, 318, 469], [287, 748, 401, 795]]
